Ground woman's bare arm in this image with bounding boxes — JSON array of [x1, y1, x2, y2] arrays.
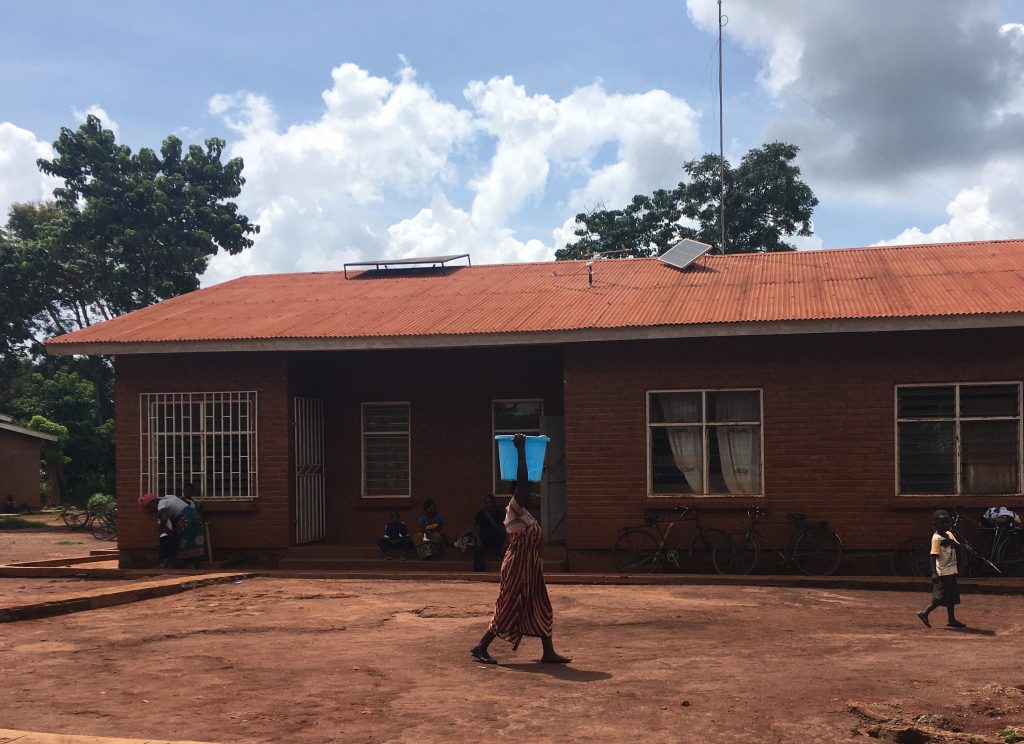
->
[[512, 433, 529, 510]]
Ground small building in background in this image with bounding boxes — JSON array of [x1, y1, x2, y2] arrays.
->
[[0, 414, 58, 511]]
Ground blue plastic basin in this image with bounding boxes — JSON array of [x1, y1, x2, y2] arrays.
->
[[495, 435, 549, 482]]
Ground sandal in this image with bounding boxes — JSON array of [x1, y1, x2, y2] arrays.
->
[[470, 646, 497, 664]]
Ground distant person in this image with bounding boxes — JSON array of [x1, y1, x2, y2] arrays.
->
[[473, 494, 506, 571], [470, 434, 570, 665], [418, 500, 448, 548], [377, 510, 414, 559], [3, 494, 31, 513], [917, 510, 967, 629]]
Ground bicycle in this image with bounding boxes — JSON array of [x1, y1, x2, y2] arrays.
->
[[61, 504, 89, 530], [612, 506, 726, 574], [890, 509, 1024, 578], [90, 505, 117, 541], [713, 507, 844, 576]]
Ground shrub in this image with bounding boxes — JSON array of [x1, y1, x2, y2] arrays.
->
[[86, 493, 115, 516]]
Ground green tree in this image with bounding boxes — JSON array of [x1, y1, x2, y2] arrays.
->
[[25, 415, 69, 503], [556, 142, 818, 260], [0, 115, 259, 502], [31, 114, 259, 328]]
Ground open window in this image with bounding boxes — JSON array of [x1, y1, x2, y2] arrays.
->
[[648, 389, 763, 497]]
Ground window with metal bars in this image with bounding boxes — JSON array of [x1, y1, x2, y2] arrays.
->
[[896, 383, 1022, 496], [362, 402, 410, 498], [140, 392, 258, 500]]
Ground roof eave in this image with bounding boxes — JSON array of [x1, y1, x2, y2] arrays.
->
[[0, 422, 60, 441], [44, 312, 1024, 356]]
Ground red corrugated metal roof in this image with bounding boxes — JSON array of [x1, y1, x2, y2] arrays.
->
[[46, 239, 1024, 349]]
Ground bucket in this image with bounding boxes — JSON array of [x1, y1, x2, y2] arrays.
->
[[495, 435, 549, 482]]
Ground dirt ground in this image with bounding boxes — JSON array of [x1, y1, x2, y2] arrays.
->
[[1, 578, 1022, 743], [0, 577, 133, 604], [0, 516, 110, 565]]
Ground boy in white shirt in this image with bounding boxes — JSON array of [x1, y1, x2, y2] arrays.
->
[[917, 510, 967, 628]]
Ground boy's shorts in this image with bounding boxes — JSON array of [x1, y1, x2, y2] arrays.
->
[[931, 574, 960, 606]]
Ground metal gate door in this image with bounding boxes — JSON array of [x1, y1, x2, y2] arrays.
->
[[540, 416, 566, 543], [294, 397, 325, 544]]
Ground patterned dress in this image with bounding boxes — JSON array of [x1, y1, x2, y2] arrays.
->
[[487, 498, 553, 648]]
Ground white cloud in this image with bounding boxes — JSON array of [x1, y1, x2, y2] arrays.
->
[[0, 123, 59, 219], [72, 104, 119, 136], [874, 160, 1024, 245], [686, 0, 1024, 245], [204, 61, 701, 283]]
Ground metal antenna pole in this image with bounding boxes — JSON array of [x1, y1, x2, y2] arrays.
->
[[718, 0, 727, 254]]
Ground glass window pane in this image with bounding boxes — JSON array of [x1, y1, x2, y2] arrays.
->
[[960, 384, 1019, 418], [898, 386, 955, 418], [650, 392, 702, 424], [650, 426, 702, 494], [707, 426, 761, 494], [364, 434, 410, 496], [708, 391, 760, 422], [962, 420, 1019, 494], [364, 404, 409, 433], [898, 421, 956, 494], [494, 401, 542, 431]]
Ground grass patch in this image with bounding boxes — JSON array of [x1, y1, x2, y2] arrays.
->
[[0, 516, 49, 529], [55, 540, 84, 545]]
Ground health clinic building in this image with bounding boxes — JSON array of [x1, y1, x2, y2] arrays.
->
[[46, 239, 1024, 570]]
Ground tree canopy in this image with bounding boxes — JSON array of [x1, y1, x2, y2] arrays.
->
[[0, 115, 258, 502], [556, 142, 818, 260]]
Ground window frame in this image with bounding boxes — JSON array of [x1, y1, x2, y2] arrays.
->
[[491, 398, 544, 495], [139, 391, 259, 501], [361, 401, 412, 499], [894, 381, 1023, 498], [646, 388, 764, 498]]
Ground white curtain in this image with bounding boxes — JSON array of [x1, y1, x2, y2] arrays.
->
[[659, 394, 703, 493], [714, 393, 761, 494]]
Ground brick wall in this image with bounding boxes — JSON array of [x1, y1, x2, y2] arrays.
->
[[115, 345, 563, 562], [114, 326, 1024, 568], [290, 345, 564, 545], [563, 327, 1024, 562], [0, 429, 43, 509], [115, 352, 291, 563]]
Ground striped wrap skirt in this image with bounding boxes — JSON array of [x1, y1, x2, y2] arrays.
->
[[487, 520, 553, 649]]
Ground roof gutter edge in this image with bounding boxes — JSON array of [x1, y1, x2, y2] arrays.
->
[[44, 312, 1024, 356]]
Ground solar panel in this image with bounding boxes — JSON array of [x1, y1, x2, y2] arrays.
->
[[658, 239, 713, 271]]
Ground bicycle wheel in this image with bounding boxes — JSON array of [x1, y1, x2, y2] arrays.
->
[[61, 506, 87, 530], [996, 534, 1024, 577], [613, 529, 661, 573], [792, 527, 843, 576], [889, 537, 931, 577], [91, 512, 117, 541], [713, 532, 759, 575], [682, 528, 727, 573]]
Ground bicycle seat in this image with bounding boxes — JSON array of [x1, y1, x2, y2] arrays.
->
[[787, 512, 807, 521]]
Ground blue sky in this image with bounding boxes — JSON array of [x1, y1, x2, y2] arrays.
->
[[2, 1, 1023, 284]]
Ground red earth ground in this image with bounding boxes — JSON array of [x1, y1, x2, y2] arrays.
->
[[0, 577, 1022, 743], [0, 513, 111, 565]]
